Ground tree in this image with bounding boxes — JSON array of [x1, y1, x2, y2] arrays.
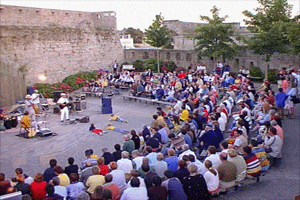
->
[[286, 16, 300, 55], [194, 6, 239, 64], [243, 0, 293, 79], [144, 13, 172, 73], [124, 27, 144, 44]]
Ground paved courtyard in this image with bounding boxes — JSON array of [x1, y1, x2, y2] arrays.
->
[[0, 89, 299, 200]]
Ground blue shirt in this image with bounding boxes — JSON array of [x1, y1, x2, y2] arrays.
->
[[158, 128, 169, 144], [275, 92, 288, 107], [165, 156, 179, 171], [182, 134, 192, 148]]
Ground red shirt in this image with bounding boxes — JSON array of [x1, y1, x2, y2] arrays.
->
[[177, 73, 186, 79], [98, 165, 110, 176], [103, 183, 121, 200], [30, 181, 47, 200]]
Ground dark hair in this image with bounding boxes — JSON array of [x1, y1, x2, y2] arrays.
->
[[69, 173, 79, 183], [153, 115, 158, 120], [250, 139, 258, 147], [34, 173, 44, 182], [54, 166, 63, 174], [181, 129, 187, 135], [141, 163, 150, 173], [146, 146, 153, 153], [130, 177, 140, 187], [45, 184, 55, 196], [182, 155, 189, 162], [91, 186, 103, 200], [0, 173, 5, 181], [131, 130, 137, 136], [101, 189, 112, 200], [151, 175, 162, 186], [114, 144, 121, 151], [178, 160, 187, 168], [52, 177, 60, 186], [15, 168, 23, 175], [278, 88, 283, 92], [68, 157, 75, 165], [168, 133, 176, 139], [220, 140, 228, 149], [164, 170, 174, 179], [188, 154, 195, 162], [236, 129, 243, 135], [85, 149, 93, 157], [208, 146, 217, 154], [49, 159, 57, 168], [105, 174, 113, 183], [269, 127, 277, 135], [243, 146, 252, 154], [204, 160, 217, 176]]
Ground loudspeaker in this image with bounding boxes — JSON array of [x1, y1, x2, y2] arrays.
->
[[102, 97, 112, 107], [101, 106, 112, 114], [53, 91, 62, 103], [75, 101, 82, 111]]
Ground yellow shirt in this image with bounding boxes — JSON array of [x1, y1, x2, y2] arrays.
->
[[91, 154, 99, 160], [110, 115, 119, 121], [21, 115, 31, 129], [180, 109, 189, 121], [106, 125, 115, 130], [58, 173, 70, 186], [86, 175, 105, 194]]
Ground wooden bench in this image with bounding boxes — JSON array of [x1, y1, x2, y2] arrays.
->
[[121, 95, 173, 106]]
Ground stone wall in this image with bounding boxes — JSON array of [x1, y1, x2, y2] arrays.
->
[[0, 62, 26, 107], [0, 5, 124, 86], [124, 49, 300, 72]]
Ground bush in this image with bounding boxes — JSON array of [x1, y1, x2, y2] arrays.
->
[[162, 61, 177, 72], [133, 60, 145, 72], [249, 66, 264, 78], [144, 58, 163, 73], [267, 69, 277, 83]]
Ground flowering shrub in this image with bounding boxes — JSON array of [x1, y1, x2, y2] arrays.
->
[[34, 71, 97, 98]]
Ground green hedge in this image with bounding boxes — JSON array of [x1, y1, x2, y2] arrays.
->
[[249, 66, 264, 78], [132, 59, 177, 72]]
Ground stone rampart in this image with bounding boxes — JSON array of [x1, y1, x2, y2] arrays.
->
[[0, 5, 124, 86]]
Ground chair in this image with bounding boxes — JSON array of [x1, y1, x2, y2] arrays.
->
[[46, 98, 57, 109]]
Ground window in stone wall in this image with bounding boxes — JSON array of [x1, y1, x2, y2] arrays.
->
[[198, 55, 202, 61], [131, 52, 135, 58], [154, 51, 157, 57], [186, 53, 191, 61], [19, 9, 23, 14], [79, 14, 82, 17], [176, 53, 181, 61], [210, 57, 214, 61], [36, 10, 40, 14], [143, 52, 149, 59], [110, 13, 115, 16], [97, 14, 101, 19], [66, 13, 69, 16], [235, 59, 240, 66], [51, 12, 55, 16], [250, 61, 254, 67], [166, 52, 170, 60], [0, 8, 4, 13]]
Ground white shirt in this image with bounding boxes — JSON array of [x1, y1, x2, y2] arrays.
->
[[57, 97, 69, 105], [127, 177, 146, 188], [178, 150, 196, 161], [31, 93, 40, 104], [204, 170, 219, 192], [189, 159, 206, 175], [120, 187, 148, 200], [110, 170, 127, 192], [117, 158, 133, 174], [204, 154, 222, 170], [132, 156, 144, 170]]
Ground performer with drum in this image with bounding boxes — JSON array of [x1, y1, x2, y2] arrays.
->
[[24, 94, 38, 131], [31, 90, 40, 114], [57, 93, 70, 122]]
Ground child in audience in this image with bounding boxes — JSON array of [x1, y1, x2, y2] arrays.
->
[[110, 114, 128, 123], [89, 123, 106, 136]]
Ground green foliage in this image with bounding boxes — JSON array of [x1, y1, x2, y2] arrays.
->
[[18, 63, 29, 73], [194, 6, 240, 61], [144, 58, 163, 72], [250, 66, 264, 78], [243, 0, 293, 62], [124, 27, 144, 43], [133, 60, 145, 72], [287, 18, 300, 55], [267, 69, 278, 82], [144, 13, 173, 49]]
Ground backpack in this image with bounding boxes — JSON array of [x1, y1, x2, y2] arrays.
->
[[80, 116, 90, 123]]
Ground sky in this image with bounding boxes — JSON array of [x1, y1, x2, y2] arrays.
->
[[1, 0, 299, 31]]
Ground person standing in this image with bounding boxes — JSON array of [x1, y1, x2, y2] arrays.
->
[[31, 90, 40, 114], [275, 88, 288, 118], [57, 93, 69, 122]]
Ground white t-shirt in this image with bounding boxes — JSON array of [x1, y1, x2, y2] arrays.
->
[[121, 187, 148, 200], [117, 158, 133, 174], [204, 170, 219, 192], [204, 154, 222, 170], [31, 93, 40, 104], [57, 97, 69, 105]]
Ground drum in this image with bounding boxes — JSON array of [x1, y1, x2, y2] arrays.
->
[[27, 128, 36, 138], [4, 117, 12, 129]]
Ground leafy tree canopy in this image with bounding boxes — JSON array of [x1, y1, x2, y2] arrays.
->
[[144, 13, 173, 49], [194, 6, 240, 61], [124, 27, 144, 44]]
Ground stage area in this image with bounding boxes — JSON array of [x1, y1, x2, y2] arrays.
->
[[0, 91, 157, 178]]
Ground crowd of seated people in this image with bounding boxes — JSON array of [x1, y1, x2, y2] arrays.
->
[[1, 64, 299, 200]]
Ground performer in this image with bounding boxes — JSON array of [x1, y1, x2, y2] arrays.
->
[[31, 90, 40, 114], [57, 93, 70, 122], [20, 111, 31, 137], [24, 95, 38, 130]]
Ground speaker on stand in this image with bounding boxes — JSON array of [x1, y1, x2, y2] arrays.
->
[[101, 97, 112, 114], [53, 91, 62, 103]]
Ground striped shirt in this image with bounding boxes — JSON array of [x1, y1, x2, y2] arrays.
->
[[244, 153, 261, 177]]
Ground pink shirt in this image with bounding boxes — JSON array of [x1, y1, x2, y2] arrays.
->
[[274, 125, 284, 141]]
